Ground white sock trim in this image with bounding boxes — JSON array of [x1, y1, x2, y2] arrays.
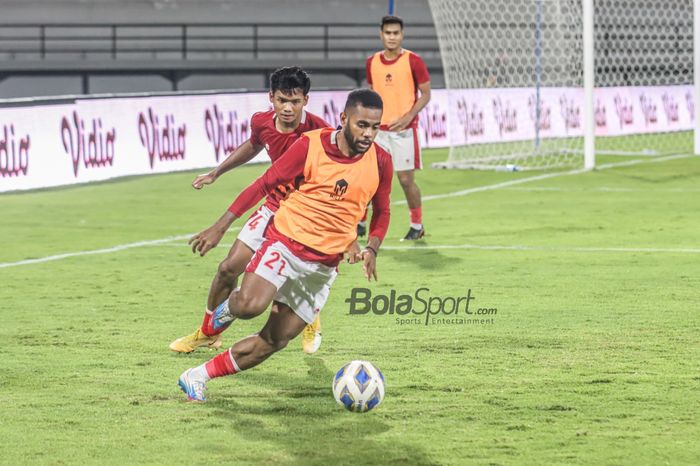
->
[[193, 363, 211, 382], [228, 349, 241, 372], [410, 223, 423, 230]]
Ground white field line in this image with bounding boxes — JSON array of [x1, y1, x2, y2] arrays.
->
[[154, 242, 700, 254], [391, 153, 694, 205], [379, 243, 700, 254], [1, 153, 694, 269], [0, 234, 193, 269], [0, 228, 241, 269], [504, 187, 700, 193]]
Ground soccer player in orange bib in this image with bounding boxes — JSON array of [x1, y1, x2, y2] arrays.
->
[[178, 89, 393, 402], [366, 15, 431, 240], [169, 67, 330, 355]]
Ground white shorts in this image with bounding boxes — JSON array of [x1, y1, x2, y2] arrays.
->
[[237, 205, 274, 251], [374, 127, 422, 171], [245, 238, 338, 324]]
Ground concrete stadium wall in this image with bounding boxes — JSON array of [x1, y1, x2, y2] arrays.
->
[[0, 0, 432, 25], [0, 0, 440, 98]]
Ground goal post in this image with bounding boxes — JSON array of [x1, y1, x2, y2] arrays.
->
[[695, 0, 700, 155], [428, 0, 696, 171], [583, 0, 594, 169]]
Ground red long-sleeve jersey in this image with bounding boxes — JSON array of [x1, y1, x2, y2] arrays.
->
[[229, 130, 393, 262]]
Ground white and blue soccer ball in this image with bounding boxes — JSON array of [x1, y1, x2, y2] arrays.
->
[[332, 360, 385, 413]]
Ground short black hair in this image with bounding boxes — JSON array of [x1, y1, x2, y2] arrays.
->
[[269, 66, 311, 96], [344, 88, 383, 112], [381, 15, 404, 30]]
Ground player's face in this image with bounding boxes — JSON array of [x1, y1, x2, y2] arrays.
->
[[341, 105, 382, 155], [380, 24, 404, 51], [269, 89, 308, 125]]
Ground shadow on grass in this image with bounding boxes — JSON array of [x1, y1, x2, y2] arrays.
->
[[206, 357, 439, 466], [382, 245, 463, 271]]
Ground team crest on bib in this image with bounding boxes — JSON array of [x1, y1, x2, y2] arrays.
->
[[331, 179, 349, 200]]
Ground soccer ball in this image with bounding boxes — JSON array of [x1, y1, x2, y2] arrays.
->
[[332, 360, 385, 413]]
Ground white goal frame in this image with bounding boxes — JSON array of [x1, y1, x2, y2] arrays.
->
[[429, 0, 700, 170]]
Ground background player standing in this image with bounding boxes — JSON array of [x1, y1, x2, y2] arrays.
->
[[366, 15, 431, 240], [169, 67, 330, 355]]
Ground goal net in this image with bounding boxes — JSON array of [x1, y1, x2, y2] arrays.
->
[[427, 0, 694, 171]]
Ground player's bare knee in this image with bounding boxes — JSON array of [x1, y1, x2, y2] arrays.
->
[[256, 325, 291, 354], [231, 289, 267, 319], [397, 172, 414, 188], [262, 334, 289, 353], [217, 258, 241, 281]]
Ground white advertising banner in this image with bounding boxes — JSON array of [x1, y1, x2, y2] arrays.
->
[[305, 90, 347, 129], [593, 86, 695, 136], [0, 85, 694, 192], [0, 103, 76, 192]]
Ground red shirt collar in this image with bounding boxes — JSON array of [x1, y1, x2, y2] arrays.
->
[[320, 130, 369, 164]]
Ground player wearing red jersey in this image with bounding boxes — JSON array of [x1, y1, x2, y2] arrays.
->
[[366, 15, 431, 241], [169, 67, 331, 355], [177, 89, 392, 402]]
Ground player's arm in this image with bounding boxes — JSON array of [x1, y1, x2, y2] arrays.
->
[[388, 81, 431, 132], [360, 150, 394, 280], [388, 54, 432, 132], [192, 139, 263, 189], [345, 240, 363, 264], [189, 138, 309, 256]]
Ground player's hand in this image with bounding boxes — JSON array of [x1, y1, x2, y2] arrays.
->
[[361, 249, 378, 281], [387, 114, 413, 132], [192, 172, 217, 189], [345, 240, 363, 264], [188, 225, 225, 256]]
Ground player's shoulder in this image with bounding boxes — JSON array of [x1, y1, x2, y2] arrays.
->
[[405, 49, 425, 63], [302, 127, 332, 140], [250, 109, 275, 129], [302, 111, 332, 130], [367, 51, 382, 64]]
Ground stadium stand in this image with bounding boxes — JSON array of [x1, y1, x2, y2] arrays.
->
[[0, 0, 443, 97]]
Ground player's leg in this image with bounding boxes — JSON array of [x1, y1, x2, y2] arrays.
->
[[232, 301, 307, 368], [177, 240, 337, 401], [202, 260, 280, 345], [178, 301, 306, 402], [224, 237, 322, 355], [169, 240, 253, 353], [207, 239, 253, 311], [205, 236, 291, 336], [393, 128, 424, 240], [169, 206, 271, 353], [396, 169, 424, 237]]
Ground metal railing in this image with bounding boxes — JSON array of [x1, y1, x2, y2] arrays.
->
[[0, 22, 440, 60]]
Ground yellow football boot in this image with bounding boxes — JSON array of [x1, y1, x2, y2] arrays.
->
[[302, 315, 322, 354], [169, 328, 222, 353]]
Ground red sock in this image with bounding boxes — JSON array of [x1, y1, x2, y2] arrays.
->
[[201, 299, 235, 337], [200, 309, 214, 336], [205, 348, 239, 379], [410, 206, 422, 225]]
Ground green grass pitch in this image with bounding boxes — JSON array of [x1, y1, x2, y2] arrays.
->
[[1, 148, 699, 465]]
